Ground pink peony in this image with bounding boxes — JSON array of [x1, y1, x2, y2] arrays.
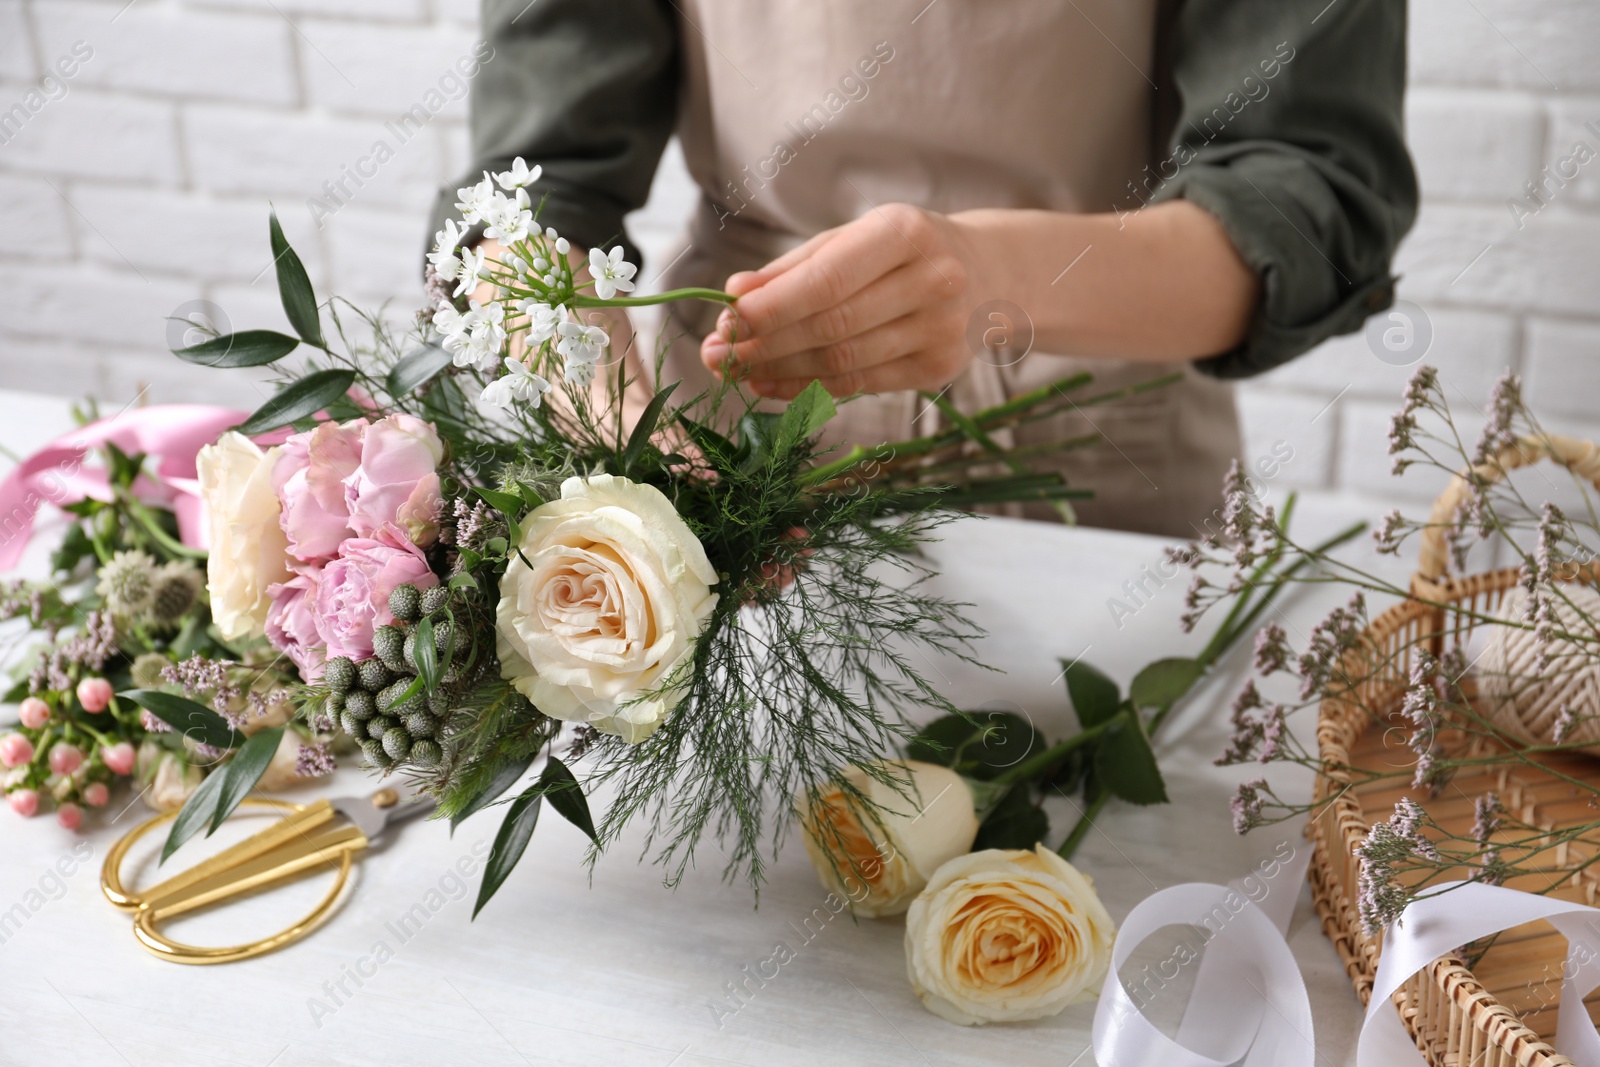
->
[[101, 741, 136, 777], [266, 568, 328, 681], [345, 414, 443, 548], [0, 733, 34, 769], [314, 538, 438, 663], [274, 419, 367, 563]]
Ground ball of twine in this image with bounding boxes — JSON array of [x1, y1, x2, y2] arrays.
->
[[1474, 583, 1600, 752]]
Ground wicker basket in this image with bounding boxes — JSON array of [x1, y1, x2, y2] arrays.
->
[[1309, 436, 1600, 1067]]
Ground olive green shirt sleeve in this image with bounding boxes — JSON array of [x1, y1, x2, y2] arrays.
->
[[1149, 0, 1418, 379], [425, 0, 678, 268]]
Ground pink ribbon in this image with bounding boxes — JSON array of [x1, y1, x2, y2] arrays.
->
[[0, 405, 249, 571]]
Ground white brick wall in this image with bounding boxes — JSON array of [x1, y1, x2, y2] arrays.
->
[[0, 0, 1594, 525]]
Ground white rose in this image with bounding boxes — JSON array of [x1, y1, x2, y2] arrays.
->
[[496, 473, 719, 743], [798, 760, 978, 918], [905, 846, 1116, 1025], [197, 432, 290, 640], [144, 752, 203, 813]]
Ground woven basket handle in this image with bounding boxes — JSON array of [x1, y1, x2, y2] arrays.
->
[[1418, 433, 1600, 581]]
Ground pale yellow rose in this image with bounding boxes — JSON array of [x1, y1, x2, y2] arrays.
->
[[905, 846, 1116, 1025], [799, 760, 979, 918], [496, 474, 718, 743], [197, 432, 290, 640]]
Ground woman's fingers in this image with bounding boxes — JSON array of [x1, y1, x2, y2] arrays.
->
[[738, 312, 922, 387], [746, 352, 937, 402]]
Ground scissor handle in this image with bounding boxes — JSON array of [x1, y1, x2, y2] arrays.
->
[[102, 797, 369, 965]]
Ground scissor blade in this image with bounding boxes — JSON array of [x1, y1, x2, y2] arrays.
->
[[330, 787, 436, 842]]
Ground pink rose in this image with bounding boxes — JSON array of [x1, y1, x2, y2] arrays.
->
[[274, 419, 366, 563], [345, 414, 443, 548], [266, 569, 327, 680], [314, 538, 438, 662]]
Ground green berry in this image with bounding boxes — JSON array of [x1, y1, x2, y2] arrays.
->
[[402, 711, 437, 739], [389, 584, 422, 622], [360, 739, 393, 771], [373, 626, 407, 672], [344, 690, 376, 720], [358, 659, 394, 692], [381, 727, 411, 761], [419, 585, 450, 618], [410, 739, 443, 768], [367, 715, 397, 741], [324, 657, 357, 693], [427, 689, 449, 716], [378, 680, 424, 717], [340, 709, 365, 737], [325, 692, 346, 713]]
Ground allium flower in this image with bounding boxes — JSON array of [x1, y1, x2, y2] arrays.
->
[[518, 300, 564, 345], [482, 195, 533, 244], [588, 245, 637, 300], [453, 246, 487, 299], [454, 173, 496, 225], [479, 357, 552, 412], [493, 157, 541, 191], [96, 549, 158, 616], [434, 217, 467, 253]]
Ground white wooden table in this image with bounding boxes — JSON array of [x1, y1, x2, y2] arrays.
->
[[0, 390, 1377, 1066]]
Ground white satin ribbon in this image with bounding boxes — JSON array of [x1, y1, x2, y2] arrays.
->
[[1093, 843, 1317, 1067]]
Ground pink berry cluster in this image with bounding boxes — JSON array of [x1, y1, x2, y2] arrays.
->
[[2, 677, 138, 830]]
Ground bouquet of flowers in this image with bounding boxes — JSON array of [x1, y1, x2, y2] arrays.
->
[[152, 160, 1166, 913]]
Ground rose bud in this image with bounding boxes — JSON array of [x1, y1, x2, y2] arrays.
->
[[0, 733, 35, 769], [48, 743, 84, 776], [905, 847, 1116, 1025], [8, 789, 39, 817], [82, 781, 110, 808], [17, 697, 50, 730], [797, 760, 978, 919], [76, 677, 114, 713], [56, 802, 83, 831], [101, 741, 137, 777]]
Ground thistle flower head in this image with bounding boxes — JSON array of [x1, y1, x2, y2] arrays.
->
[[96, 549, 158, 616], [148, 562, 203, 625]]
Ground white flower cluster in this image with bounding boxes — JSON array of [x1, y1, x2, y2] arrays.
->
[[425, 157, 640, 414]]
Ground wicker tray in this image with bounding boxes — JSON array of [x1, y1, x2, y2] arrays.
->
[[1309, 436, 1600, 1067]]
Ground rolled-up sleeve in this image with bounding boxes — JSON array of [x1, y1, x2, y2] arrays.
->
[[1150, 0, 1418, 379], [426, 0, 679, 268]]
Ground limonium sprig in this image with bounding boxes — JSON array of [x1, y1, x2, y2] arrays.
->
[[426, 157, 734, 413]]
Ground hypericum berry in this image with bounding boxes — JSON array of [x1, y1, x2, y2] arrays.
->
[[56, 802, 83, 831], [419, 585, 450, 618], [359, 739, 390, 770], [17, 697, 50, 730], [48, 743, 83, 776], [100, 741, 136, 776], [1, 733, 35, 769], [402, 711, 437, 739], [373, 626, 407, 672], [323, 657, 357, 693], [410, 739, 443, 767], [77, 677, 113, 713], [358, 659, 395, 692], [340, 710, 366, 738], [344, 690, 376, 720], [82, 781, 110, 808], [8, 789, 39, 817], [388, 584, 422, 622], [381, 727, 411, 761], [367, 716, 397, 741]]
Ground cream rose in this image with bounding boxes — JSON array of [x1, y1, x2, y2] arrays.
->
[[799, 760, 979, 918], [496, 473, 718, 743], [197, 432, 291, 640], [142, 750, 203, 813], [906, 846, 1116, 1025]]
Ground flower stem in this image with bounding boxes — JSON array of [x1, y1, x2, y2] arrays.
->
[[570, 287, 735, 309], [992, 715, 1120, 788], [1058, 790, 1109, 861]]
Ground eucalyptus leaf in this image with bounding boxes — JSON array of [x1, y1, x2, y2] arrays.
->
[[174, 329, 300, 368], [473, 788, 542, 918], [1093, 715, 1168, 805], [1128, 657, 1205, 714], [209, 726, 285, 834], [160, 764, 230, 864], [269, 209, 324, 348], [386, 343, 453, 396], [539, 756, 597, 844], [235, 369, 357, 436], [1062, 660, 1120, 728], [121, 690, 243, 749], [450, 754, 535, 835]]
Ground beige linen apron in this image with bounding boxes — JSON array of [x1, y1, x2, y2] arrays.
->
[[651, 0, 1241, 537]]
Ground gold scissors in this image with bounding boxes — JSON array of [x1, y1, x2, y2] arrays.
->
[[101, 786, 435, 965]]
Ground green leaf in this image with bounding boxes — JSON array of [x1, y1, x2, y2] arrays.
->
[[471, 485, 524, 518], [772, 380, 836, 457], [905, 711, 1041, 781], [235, 369, 357, 436], [208, 726, 284, 834], [450, 754, 535, 835], [538, 756, 597, 844], [386, 343, 453, 397], [1062, 660, 1120, 728], [473, 788, 542, 918], [174, 329, 300, 368], [413, 616, 439, 693], [676, 414, 746, 471], [121, 690, 243, 749], [974, 785, 1050, 850], [160, 764, 230, 864], [1128, 657, 1205, 714], [514, 482, 546, 509], [1093, 714, 1168, 805], [621, 381, 678, 476], [269, 209, 324, 348], [448, 572, 478, 591]]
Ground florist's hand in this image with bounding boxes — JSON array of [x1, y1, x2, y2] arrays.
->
[[700, 204, 981, 402]]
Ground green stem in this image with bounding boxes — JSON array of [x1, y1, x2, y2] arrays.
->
[[992, 716, 1120, 788], [1058, 790, 1109, 860], [570, 287, 735, 309], [119, 493, 207, 561]]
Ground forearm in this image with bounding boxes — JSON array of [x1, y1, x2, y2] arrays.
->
[[955, 200, 1260, 364]]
